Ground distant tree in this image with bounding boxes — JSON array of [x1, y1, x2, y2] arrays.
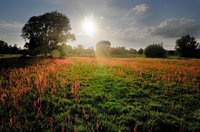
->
[[137, 48, 144, 54], [74, 44, 84, 56], [57, 43, 72, 57], [0, 40, 9, 54], [110, 46, 128, 55], [96, 41, 111, 56], [84, 47, 95, 57], [167, 50, 176, 56], [22, 11, 75, 56], [10, 44, 19, 54], [0, 40, 22, 55], [144, 44, 166, 58], [18, 49, 28, 56], [129, 48, 137, 54], [73, 45, 95, 57], [175, 34, 200, 58]]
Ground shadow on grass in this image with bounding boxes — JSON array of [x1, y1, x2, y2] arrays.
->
[[0, 57, 46, 70]]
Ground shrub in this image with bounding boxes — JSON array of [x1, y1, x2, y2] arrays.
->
[[144, 44, 166, 58]]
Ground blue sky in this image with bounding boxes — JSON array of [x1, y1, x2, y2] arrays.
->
[[0, 0, 200, 49]]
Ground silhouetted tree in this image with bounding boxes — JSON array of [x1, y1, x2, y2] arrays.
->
[[0, 40, 9, 54], [129, 48, 137, 54], [167, 50, 176, 56], [0, 40, 20, 54], [144, 44, 166, 58], [175, 34, 200, 58], [10, 44, 19, 54], [22, 11, 75, 56], [137, 48, 144, 54], [96, 41, 111, 57]]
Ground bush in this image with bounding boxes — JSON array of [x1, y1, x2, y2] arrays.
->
[[144, 44, 166, 58]]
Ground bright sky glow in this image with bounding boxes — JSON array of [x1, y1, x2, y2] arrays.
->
[[82, 18, 96, 36]]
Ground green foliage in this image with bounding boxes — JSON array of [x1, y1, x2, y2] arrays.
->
[[96, 40, 139, 57], [110, 47, 130, 56], [22, 11, 75, 56], [129, 48, 137, 54], [57, 43, 73, 57], [51, 49, 61, 58], [137, 48, 144, 54], [57, 44, 95, 57], [175, 34, 200, 58], [144, 44, 167, 58]]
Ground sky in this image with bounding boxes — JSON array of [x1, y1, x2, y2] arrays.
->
[[0, 0, 200, 50]]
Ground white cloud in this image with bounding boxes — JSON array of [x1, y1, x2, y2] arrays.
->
[[0, 21, 24, 47], [113, 22, 149, 40], [0, 21, 23, 29], [151, 18, 200, 38], [128, 4, 149, 16], [100, 16, 104, 20]]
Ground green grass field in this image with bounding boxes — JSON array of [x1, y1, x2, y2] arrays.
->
[[0, 57, 200, 131]]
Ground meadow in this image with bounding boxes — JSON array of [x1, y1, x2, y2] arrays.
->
[[0, 57, 200, 131]]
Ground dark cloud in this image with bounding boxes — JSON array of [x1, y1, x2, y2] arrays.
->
[[151, 18, 200, 38]]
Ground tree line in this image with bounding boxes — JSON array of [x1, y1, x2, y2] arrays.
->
[[143, 35, 200, 58], [46, 42, 145, 57], [0, 11, 200, 58], [0, 40, 22, 54]]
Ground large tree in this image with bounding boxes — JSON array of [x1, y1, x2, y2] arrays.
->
[[175, 34, 200, 58], [22, 11, 75, 56]]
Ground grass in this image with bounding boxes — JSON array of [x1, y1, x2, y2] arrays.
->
[[0, 57, 200, 131], [0, 54, 22, 58]]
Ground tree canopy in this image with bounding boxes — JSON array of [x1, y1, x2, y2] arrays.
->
[[144, 44, 166, 58], [22, 11, 75, 56], [175, 34, 200, 58]]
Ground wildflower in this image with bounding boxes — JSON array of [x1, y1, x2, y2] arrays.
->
[[67, 113, 70, 128], [9, 110, 13, 127], [1, 93, 7, 105], [49, 117, 53, 132], [61, 121, 65, 132]]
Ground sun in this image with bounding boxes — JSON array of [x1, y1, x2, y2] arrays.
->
[[82, 18, 96, 36]]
